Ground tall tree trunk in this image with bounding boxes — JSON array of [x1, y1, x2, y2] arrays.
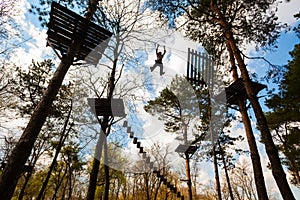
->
[[103, 137, 110, 200], [37, 104, 72, 200], [86, 158, 100, 200], [238, 98, 269, 200], [185, 153, 193, 200], [86, 50, 119, 199], [209, 2, 295, 199], [145, 174, 151, 200], [18, 149, 43, 200], [86, 124, 107, 200], [51, 166, 68, 200], [226, 42, 269, 200], [210, 2, 295, 199], [67, 167, 73, 200], [212, 143, 222, 200], [228, 35, 295, 200], [18, 172, 32, 200], [182, 123, 193, 200], [154, 180, 162, 200], [0, 42, 76, 200], [217, 141, 234, 200], [0, 1, 100, 199]]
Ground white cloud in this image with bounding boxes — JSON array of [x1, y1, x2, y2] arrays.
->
[[277, 0, 300, 25], [6, 0, 55, 67], [6, 0, 300, 196]]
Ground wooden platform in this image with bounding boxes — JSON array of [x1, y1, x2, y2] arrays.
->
[[87, 98, 126, 117], [175, 144, 198, 155], [47, 2, 112, 65], [225, 78, 266, 105]]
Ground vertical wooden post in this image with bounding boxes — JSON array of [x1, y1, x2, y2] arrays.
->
[[187, 48, 190, 82]]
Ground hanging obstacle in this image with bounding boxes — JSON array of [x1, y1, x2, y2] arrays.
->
[[123, 121, 185, 200], [186, 48, 214, 87], [47, 2, 112, 65], [87, 98, 126, 117], [225, 78, 266, 106]]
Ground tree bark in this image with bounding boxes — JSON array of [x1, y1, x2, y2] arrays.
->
[[227, 42, 269, 200], [209, 2, 295, 199], [18, 172, 32, 200], [182, 122, 193, 200], [0, 1, 100, 199], [212, 143, 222, 200], [86, 128, 106, 200], [238, 98, 269, 200], [67, 165, 73, 200], [36, 105, 72, 200], [228, 35, 295, 200], [86, 47, 119, 199], [218, 141, 234, 200], [185, 153, 193, 200], [145, 174, 151, 200], [0, 43, 76, 200], [103, 137, 110, 200], [86, 158, 101, 200]]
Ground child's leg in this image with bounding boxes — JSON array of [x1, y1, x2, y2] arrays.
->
[[150, 63, 157, 71], [159, 64, 165, 75]]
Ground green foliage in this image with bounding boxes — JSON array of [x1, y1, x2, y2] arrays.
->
[[144, 75, 208, 135], [146, 0, 283, 59], [12, 59, 74, 119], [15, 144, 85, 200], [144, 87, 181, 132], [293, 12, 300, 38], [12, 60, 53, 116], [216, 133, 245, 168], [266, 44, 300, 122], [266, 42, 300, 186], [6, 59, 87, 199], [188, 0, 282, 56]]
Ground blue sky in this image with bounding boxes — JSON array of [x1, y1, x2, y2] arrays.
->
[[3, 0, 300, 198]]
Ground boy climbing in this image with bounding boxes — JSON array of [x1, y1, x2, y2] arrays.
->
[[150, 44, 166, 76]]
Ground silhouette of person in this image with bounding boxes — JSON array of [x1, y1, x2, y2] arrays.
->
[[150, 45, 166, 76]]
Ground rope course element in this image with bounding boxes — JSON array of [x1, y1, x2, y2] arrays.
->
[[186, 48, 214, 87], [123, 120, 185, 200], [46, 2, 112, 65], [225, 78, 267, 106]]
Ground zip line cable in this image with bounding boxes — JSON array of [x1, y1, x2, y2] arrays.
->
[[0, 36, 34, 55]]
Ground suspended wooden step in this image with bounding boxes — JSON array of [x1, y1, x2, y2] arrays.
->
[[126, 128, 184, 199], [186, 48, 214, 87], [225, 78, 266, 106], [123, 120, 128, 127], [87, 98, 126, 117], [47, 2, 112, 65]]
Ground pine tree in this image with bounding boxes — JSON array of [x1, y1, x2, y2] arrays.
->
[[145, 1, 295, 199], [0, 1, 102, 198], [144, 75, 211, 200], [266, 40, 300, 186]]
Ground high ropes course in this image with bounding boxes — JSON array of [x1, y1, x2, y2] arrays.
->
[[122, 120, 185, 199]]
